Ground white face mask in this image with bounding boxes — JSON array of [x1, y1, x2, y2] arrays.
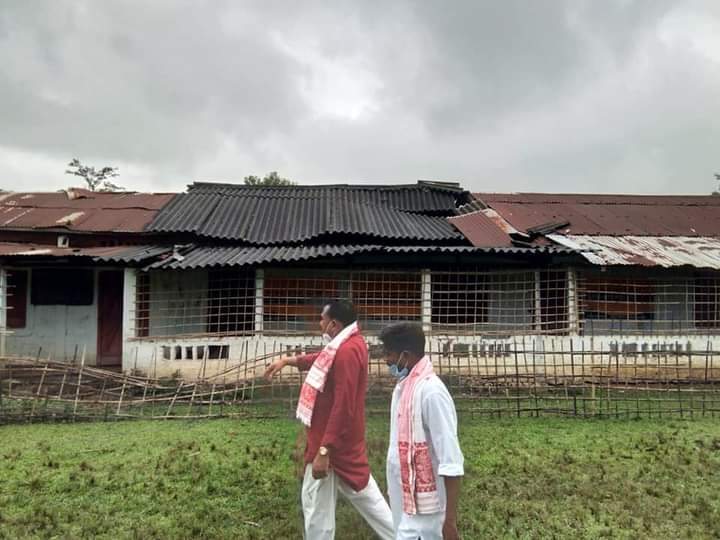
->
[[322, 320, 336, 344]]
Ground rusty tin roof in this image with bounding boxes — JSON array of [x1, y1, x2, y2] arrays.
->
[[0, 189, 174, 233]]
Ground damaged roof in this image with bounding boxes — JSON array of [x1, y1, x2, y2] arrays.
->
[[0, 241, 571, 269], [0, 242, 171, 264], [473, 192, 720, 237], [148, 243, 571, 270], [188, 180, 469, 214], [0, 188, 174, 233], [447, 210, 514, 247], [148, 181, 470, 244], [469, 192, 720, 269], [548, 235, 720, 270]]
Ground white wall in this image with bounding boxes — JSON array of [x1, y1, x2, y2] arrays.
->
[[120, 332, 720, 381]]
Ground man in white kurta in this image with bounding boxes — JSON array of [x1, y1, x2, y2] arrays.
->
[[380, 322, 464, 540]]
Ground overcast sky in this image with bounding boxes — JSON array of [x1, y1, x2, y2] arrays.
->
[[1, 1, 719, 194]]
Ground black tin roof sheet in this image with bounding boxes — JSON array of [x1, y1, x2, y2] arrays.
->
[[148, 182, 470, 244]]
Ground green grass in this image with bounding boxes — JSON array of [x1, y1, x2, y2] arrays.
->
[[1, 414, 720, 539]]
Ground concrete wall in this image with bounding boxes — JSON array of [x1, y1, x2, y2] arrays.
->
[[120, 332, 720, 382]]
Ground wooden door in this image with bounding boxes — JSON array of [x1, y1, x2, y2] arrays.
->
[[97, 271, 123, 368]]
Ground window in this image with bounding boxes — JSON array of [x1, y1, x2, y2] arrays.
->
[[264, 270, 341, 333], [431, 272, 487, 328], [695, 276, 720, 329], [135, 272, 150, 337], [31, 269, 94, 305], [262, 268, 422, 333], [134, 269, 255, 338], [579, 274, 658, 335], [7, 269, 28, 329], [206, 269, 254, 334], [431, 270, 536, 335], [539, 270, 568, 333], [351, 270, 422, 331], [581, 277, 655, 320], [162, 344, 229, 361]]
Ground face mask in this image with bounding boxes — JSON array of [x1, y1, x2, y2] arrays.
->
[[389, 352, 409, 379], [389, 364, 409, 379], [321, 321, 335, 344]]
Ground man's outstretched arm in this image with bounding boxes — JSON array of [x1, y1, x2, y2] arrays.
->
[[264, 353, 320, 380]]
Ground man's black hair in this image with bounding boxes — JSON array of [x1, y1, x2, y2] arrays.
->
[[378, 322, 426, 357], [323, 300, 357, 326]]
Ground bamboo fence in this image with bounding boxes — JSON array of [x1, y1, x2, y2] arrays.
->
[[2, 338, 720, 423]]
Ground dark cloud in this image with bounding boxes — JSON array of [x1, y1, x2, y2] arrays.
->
[[0, 1, 718, 194]]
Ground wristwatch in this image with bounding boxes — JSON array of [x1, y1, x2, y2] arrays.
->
[[318, 446, 329, 457]]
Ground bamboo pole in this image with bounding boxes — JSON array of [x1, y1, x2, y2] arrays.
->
[[208, 383, 216, 416], [116, 375, 127, 416], [72, 346, 86, 420], [165, 382, 184, 419], [30, 355, 51, 419], [187, 383, 198, 417], [57, 371, 68, 399]]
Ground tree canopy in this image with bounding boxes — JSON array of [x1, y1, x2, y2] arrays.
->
[[65, 158, 125, 192], [243, 171, 295, 186]]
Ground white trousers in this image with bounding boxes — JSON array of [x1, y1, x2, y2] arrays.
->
[[301, 464, 395, 540]]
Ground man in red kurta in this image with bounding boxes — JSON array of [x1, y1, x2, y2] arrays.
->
[[265, 301, 394, 539]]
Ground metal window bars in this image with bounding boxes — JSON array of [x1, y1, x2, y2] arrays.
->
[[130, 267, 720, 339], [132, 267, 571, 338]]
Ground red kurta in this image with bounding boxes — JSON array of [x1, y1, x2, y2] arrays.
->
[[296, 333, 370, 492]]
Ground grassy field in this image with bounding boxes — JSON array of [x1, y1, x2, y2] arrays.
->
[[1, 413, 720, 539]]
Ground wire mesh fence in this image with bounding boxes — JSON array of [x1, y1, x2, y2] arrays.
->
[[577, 270, 720, 335], [131, 267, 574, 339], [128, 267, 720, 340]]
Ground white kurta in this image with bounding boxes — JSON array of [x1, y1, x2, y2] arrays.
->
[[386, 375, 464, 540]]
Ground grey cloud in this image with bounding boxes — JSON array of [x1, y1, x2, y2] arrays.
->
[[0, 0, 718, 194], [0, 1, 307, 166]]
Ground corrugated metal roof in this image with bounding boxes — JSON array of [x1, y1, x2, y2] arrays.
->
[[547, 235, 720, 269], [0, 242, 171, 263], [189, 181, 468, 213], [474, 193, 720, 236], [0, 190, 173, 209], [149, 244, 376, 269], [476, 193, 720, 206], [149, 182, 467, 244], [447, 211, 514, 247], [0, 190, 174, 233], [383, 245, 568, 255], [93, 245, 173, 263], [148, 243, 573, 270], [455, 199, 486, 215]]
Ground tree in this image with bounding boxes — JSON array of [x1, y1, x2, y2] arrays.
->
[[243, 171, 295, 186], [65, 158, 125, 192], [713, 173, 720, 196]]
